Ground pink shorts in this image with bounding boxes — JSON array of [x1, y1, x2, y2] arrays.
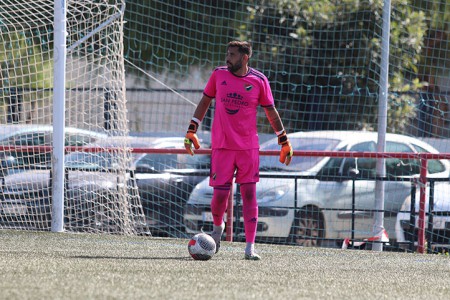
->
[[209, 148, 260, 187]]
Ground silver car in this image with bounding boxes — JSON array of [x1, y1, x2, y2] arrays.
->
[[184, 131, 450, 247], [0, 124, 107, 171], [395, 181, 450, 252], [0, 136, 210, 235]]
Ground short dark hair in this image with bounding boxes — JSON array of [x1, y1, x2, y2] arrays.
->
[[227, 41, 252, 58]]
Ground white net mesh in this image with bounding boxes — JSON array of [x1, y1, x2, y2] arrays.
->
[[0, 0, 149, 235], [1, 0, 449, 251]]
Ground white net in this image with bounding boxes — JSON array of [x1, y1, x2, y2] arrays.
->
[[0, 0, 149, 235], [1, 0, 449, 252], [121, 0, 449, 251]]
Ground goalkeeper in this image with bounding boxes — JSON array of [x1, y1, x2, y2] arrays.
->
[[184, 40, 293, 260]]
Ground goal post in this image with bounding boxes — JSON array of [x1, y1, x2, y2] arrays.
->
[[58, 0, 147, 234], [0, 0, 149, 235], [51, 0, 67, 232], [51, 1, 127, 232]]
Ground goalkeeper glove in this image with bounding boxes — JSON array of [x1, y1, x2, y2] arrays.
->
[[278, 131, 293, 166], [184, 119, 201, 156]]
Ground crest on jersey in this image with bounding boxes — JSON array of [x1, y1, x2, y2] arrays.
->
[[245, 84, 253, 91]]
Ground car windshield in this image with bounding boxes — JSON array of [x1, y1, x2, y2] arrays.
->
[[65, 151, 210, 172], [260, 137, 340, 172], [177, 153, 210, 169], [0, 125, 49, 145], [65, 151, 131, 170]]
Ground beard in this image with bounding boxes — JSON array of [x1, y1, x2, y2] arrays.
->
[[227, 59, 243, 73]]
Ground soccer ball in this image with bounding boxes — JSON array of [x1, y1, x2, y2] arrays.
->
[[188, 233, 216, 260]]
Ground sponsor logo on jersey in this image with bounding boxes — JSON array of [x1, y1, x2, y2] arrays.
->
[[225, 108, 239, 115], [226, 92, 243, 100], [221, 93, 248, 115]]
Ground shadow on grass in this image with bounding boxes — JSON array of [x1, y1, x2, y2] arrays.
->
[[70, 255, 191, 261]]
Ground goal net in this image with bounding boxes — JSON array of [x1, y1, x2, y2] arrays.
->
[[120, 1, 449, 251], [0, 0, 149, 235], [123, 0, 449, 138], [1, 0, 449, 251]]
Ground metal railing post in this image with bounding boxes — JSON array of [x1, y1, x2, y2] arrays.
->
[[417, 159, 428, 253]]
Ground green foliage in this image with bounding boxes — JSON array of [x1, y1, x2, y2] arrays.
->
[[123, 0, 247, 80], [237, 0, 429, 133], [0, 31, 53, 90], [0, 3, 53, 104], [1, 0, 445, 133], [122, 0, 440, 133]]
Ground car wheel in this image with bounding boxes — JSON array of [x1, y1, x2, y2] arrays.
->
[[289, 206, 324, 247]]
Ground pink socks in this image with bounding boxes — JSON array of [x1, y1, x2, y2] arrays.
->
[[211, 183, 258, 244], [240, 183, 257, 243], [211, 186, 230, 226]]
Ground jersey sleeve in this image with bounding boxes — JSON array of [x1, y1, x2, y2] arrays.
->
[[259, 75, 275, 107], [203, 69, 217, 98]]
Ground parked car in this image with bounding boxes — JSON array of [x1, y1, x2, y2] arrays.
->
[[184, 131, 450, 247], [0, 136, 210, 236], [128, 136, 211, 237], [0, 124, 107, 173], [395, 182, 450, 252]]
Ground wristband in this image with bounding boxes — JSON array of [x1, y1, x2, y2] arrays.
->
[[275, 129, 285, 136], [192, 117, 201, 124]]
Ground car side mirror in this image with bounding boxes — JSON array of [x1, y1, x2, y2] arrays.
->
[[135, 164, 158, 174], [348, 168, 359, 179], [1, 155, 18, 168]]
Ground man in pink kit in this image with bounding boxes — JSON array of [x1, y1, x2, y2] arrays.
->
[[184, 40, 293, 260]]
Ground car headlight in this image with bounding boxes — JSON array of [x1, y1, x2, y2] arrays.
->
[[188, 186, 214, 204], [257, 185, 289, 204]]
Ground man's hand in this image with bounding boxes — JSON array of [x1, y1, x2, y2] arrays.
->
[[278, 131, 293, 166], [184, 120, 201, 155]]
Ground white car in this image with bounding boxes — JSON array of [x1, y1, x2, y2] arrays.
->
[[183, 131, 450, 247], [395, 181, 450, 252], [0, 124, 107, 171]]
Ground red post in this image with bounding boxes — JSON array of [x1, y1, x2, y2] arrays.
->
[[417, 159, 428, 254]]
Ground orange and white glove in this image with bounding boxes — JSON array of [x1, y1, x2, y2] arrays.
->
[[184, 119, 201, 156], [278, 131, 293, 166]]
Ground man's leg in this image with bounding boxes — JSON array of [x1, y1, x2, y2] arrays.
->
[[210, 186, 230, 253], [240, 182, 260, 260]]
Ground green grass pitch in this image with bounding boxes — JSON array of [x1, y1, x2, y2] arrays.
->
[[0, 230, 449, 299]]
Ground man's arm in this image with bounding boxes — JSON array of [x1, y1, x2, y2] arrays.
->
[[264, 106, 293, 166], [264, 106, 284, 134], [192, 95, 213, 122], [184, 95, 213, 155]]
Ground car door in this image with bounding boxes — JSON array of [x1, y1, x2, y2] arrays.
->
[[318, 140, 419, 239], [383, 141, 421, 214], [316, 141, 378, 239], [134, 153, 182, 232], [8, 130, 51, 167]]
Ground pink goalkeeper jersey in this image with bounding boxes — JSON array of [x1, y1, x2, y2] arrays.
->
[[203, 66, 275, 150]]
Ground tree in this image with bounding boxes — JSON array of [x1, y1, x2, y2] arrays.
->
[[0, 2, 53, 123], [123, 0, 246, 84], [120, 1, 445, 133], [238, 0, 428, 133]]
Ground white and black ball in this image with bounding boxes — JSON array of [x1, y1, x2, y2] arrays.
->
[[188, 233, 216, 260]]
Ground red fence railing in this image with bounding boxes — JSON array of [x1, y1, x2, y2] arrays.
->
[[3, 145, 450, 253]]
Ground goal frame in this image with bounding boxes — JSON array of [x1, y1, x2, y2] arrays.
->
[[51, 0, 67, 232], [51, 0, 128, 232]]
